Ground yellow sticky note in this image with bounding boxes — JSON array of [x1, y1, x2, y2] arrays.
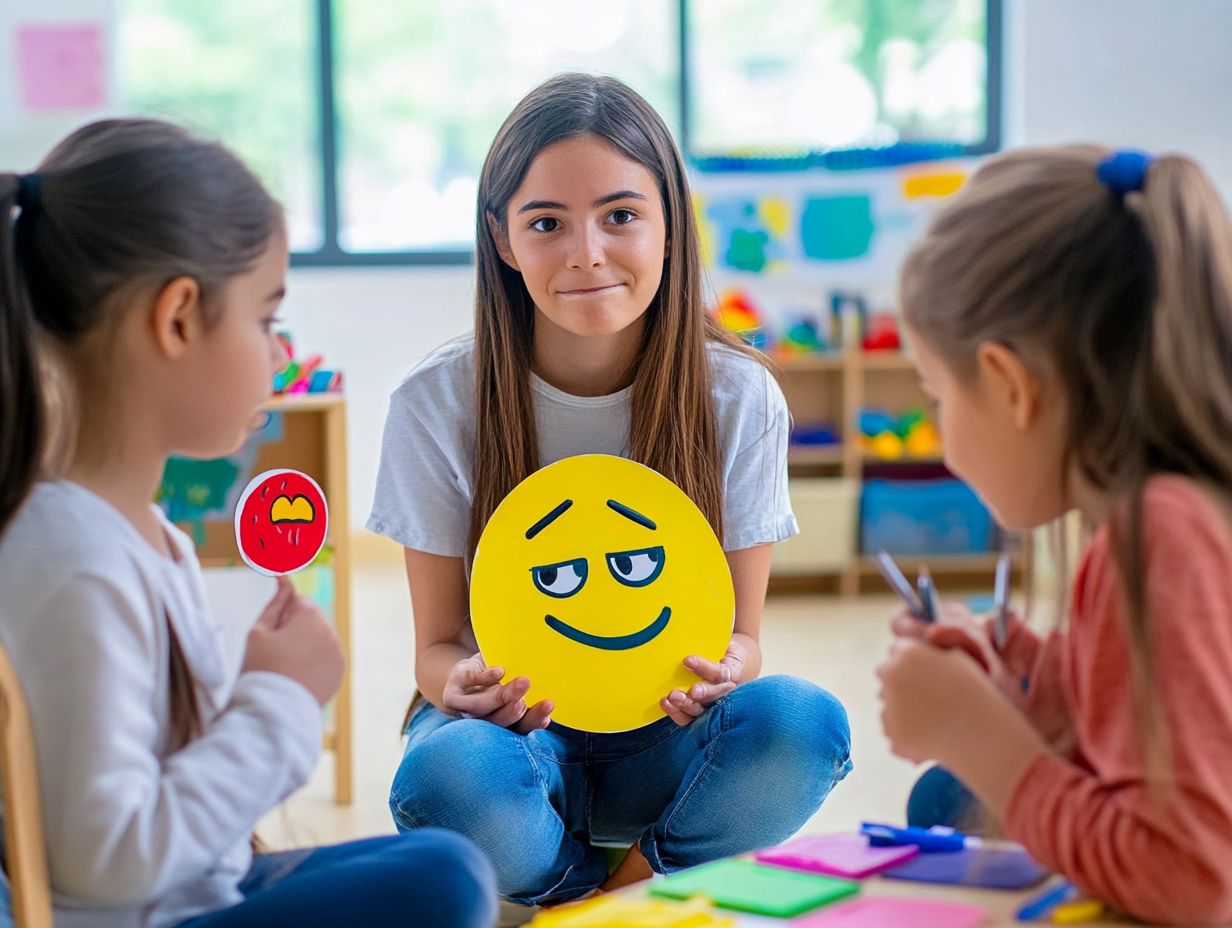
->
[[530, 894, 734, 927]]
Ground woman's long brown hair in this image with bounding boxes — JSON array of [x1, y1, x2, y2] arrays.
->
[[468, 73, 755, 558], [900, 145, 1232, 784]]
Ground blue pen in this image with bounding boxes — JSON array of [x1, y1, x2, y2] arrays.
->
[[1016, 880, 1076, 921], [859, 822, 966, 852]]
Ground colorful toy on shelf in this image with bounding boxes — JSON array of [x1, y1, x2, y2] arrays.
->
[[777, 314, 828, 356], [713, 288, 769, 350], [829, 289, 868, 349], [862, 311, 903, 352], [905, 421, 942, 458], [273, 330, 344, 395], [859, 406, 942, 460], [791, 422, 841, 447]]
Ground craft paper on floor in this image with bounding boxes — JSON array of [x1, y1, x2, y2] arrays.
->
[[16, 24, 107, 110], [649, 858, 859, 918], [530, 894, 734, 927], [882, 843, 1048, 890], [790, 896, 986, 928], [234, 469, 328, 576], [471, 454, 734, 732], [755, 833, 919, 879]]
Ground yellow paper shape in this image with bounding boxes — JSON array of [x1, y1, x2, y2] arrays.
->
[[902, 171, 967, 200], [471, 455, 734, 733], [530, 895, 734, 928]]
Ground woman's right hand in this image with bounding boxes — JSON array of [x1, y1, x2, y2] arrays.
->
[[242, 575, 345, 707], [441, 653, 553, 734]]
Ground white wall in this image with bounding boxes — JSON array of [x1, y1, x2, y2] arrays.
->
[[1011, 0, 1232, 202]]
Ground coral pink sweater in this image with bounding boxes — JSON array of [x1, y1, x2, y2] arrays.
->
[[1004, 477, 1232, 925]]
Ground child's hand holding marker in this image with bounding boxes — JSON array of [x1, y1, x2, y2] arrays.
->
[[879, 550, 1026, 705]]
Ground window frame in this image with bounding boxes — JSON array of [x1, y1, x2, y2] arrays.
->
[[292, 0, 1000, 268]]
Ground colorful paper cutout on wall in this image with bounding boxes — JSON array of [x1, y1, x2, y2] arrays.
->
[[800, 195, 875, 261], [234, 469, 329, 577], [15, 24, 106, 111], [704, 197, 791, 273], [470, 454, 734, 733], [902, 170, 967, 200]]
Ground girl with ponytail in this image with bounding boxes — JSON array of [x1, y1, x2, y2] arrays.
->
[[0, 120, 494, 928], [877, 146, 1232, 924]]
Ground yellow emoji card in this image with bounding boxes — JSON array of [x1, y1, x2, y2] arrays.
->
[[470, 454, 734, 732]]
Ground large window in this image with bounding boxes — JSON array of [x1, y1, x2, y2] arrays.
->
[[114, 0, 998, 266]]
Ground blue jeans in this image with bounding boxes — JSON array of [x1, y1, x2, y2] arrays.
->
[[906, 765, 982, 832], [176, 831, 496, 928], [390, 674, 852, 906]]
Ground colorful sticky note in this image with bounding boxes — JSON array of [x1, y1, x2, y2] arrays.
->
[[530, 894, 734, 927], [790, 897, 986, 928], [16, 24, 107, 111], [902, 171, 967, 200], [882, 843, 1048, 890], [800, 195, 874, 261], [650, 858, 859, 918], [755, 833, 919, 879]]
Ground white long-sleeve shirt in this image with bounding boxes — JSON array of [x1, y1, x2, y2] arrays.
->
[[0, 481, 322, 928]]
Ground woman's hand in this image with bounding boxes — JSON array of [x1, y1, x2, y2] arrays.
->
[[440, 652, 553, 734], [661, 637, 754, 726]]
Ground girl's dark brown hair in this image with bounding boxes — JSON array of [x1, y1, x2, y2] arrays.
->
[[900, 145, 1232, 782], [469, 72, 755, 557], [1, 118, 283, 748]]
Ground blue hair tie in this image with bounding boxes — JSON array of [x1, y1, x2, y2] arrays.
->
[[1097, 149, 1153, 197], [15, 172, 42, 213]]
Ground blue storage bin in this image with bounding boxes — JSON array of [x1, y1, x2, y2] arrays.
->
[[860, 478, 993, 555]]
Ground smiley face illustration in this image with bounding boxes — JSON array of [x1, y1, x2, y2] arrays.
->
[[470, 454, 734, 732], [234, 469, 328, 576]]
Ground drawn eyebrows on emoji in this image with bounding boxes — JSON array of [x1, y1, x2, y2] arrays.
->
[[606, 500, 656, 530], [526, 499, 573, 540]]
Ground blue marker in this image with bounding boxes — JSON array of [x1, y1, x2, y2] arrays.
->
[[1015, 880, 1076, 921], [917, 566, 939, 624], [860, 822, 967, 853]]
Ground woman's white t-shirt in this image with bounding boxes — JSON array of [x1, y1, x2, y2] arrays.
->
[[367, 337, 797, 556]]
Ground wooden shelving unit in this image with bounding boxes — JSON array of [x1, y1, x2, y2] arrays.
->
[[770, 350, 1024, 595], [168, 394, 353, 804]]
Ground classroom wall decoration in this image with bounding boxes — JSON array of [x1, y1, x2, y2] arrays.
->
[[692, 161, 970, 281]]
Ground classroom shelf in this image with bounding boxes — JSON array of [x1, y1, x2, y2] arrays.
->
[[772, 349, 1023, 595], [169, 392, 353, 804]]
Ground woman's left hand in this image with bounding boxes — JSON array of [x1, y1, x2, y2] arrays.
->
[[661, 637, 754, 726]]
